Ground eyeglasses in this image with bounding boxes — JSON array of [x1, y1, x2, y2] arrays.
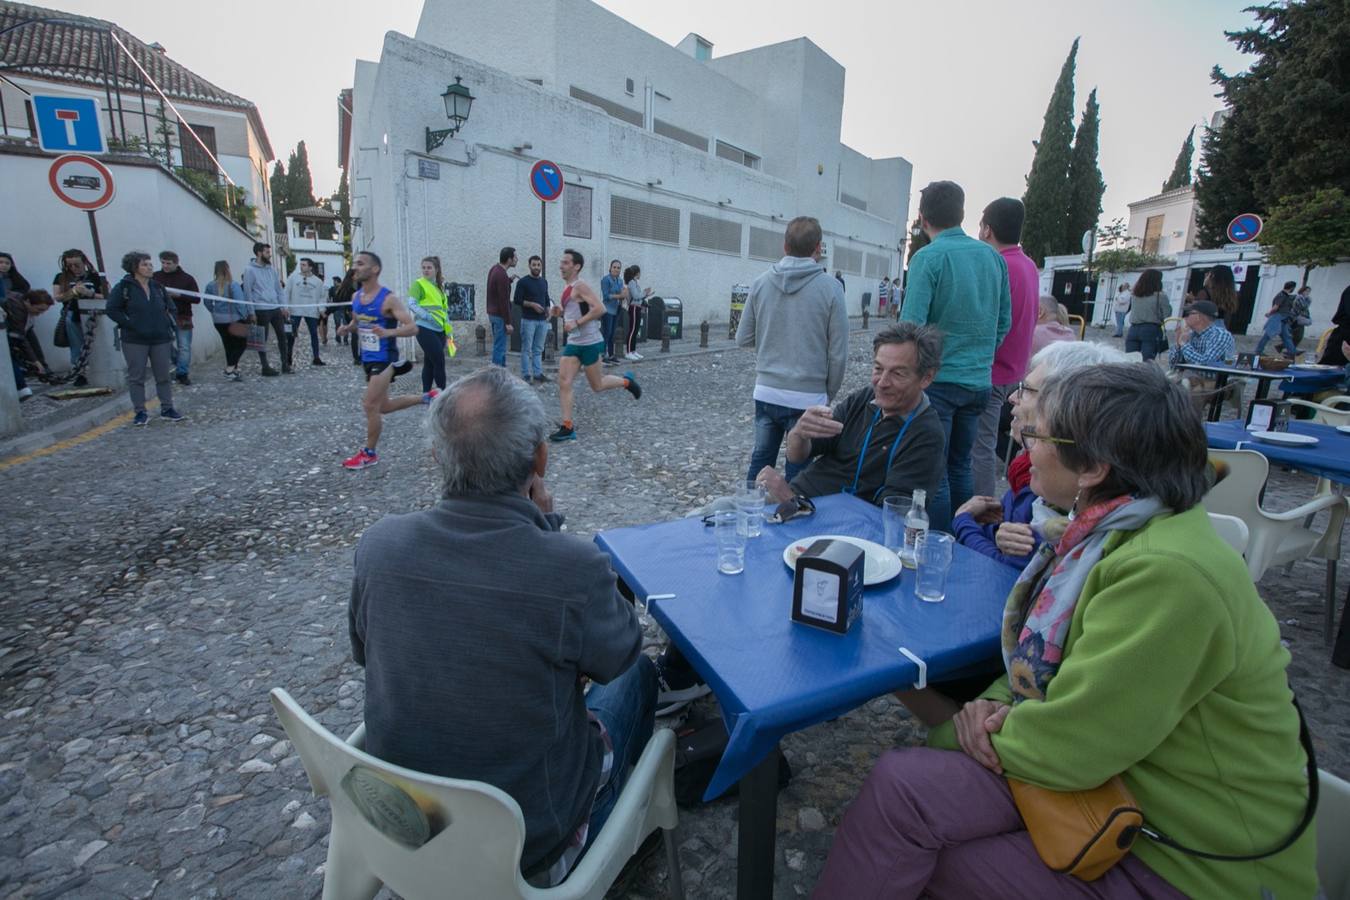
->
[[1014, 381, 1040, 397], [1021, 428, 1075, 449]]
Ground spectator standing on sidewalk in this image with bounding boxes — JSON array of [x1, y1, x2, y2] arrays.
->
[[410, 255, 450, 397], [622, 265, 651, 361], [324, 275, 345, 345], [204, 261, 250, 382], [243, 242, 287, 375], [515, 254, 552, 384], [600, 259, 624, 364], [900, 180, 1011, 531], [284, 257, 328, 368], [151, 250, 200, 385], [1123, 269, 1171, 361], [105, 251, 184, 426], [333, 269, 359, 365], [736, 215, 850, 484], [486, 247, 516, 367], [1111, 282, 1132, 337], [52, 249, 108, 386]]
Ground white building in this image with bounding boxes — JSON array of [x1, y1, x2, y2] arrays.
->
[[341, 0, 913, 328], [283, 206, 345, 282], [1126, 185, 1199, 257]]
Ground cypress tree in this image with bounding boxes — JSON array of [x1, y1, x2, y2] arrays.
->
[[1161, 126, 1195, 191], [269, 160, 287, 233], [1065, 87, 1105, 255], [1020, 38, 1078, 266], [286, 141, 316, 210]]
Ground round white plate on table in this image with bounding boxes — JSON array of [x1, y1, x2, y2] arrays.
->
[[1252, 431, 1319, 446], [1338, 425, 1350, 435], [783, 535, 902, 586]]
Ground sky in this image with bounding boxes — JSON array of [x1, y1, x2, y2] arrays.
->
[[59, 0, 1256, 229]]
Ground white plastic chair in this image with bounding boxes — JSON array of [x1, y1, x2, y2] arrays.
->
[[1319, 768, 1350, 900], [1203, 449, 1348, 643], [1206, 513, 1249, 555], [1287, 399, 1350, 427], [269, 688, 684, 900]]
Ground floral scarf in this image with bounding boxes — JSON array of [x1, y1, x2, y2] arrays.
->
[[1002, 495, 1167, 703]]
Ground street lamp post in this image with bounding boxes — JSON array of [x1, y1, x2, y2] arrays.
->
[[425, 76, 475, 154]]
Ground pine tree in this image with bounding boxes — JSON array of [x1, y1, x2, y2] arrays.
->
[[1064, 87, 1105, 256], [269, 160, 287, 233], [1020, 38, 1078, 266], [1161, 127, 1195, 191], [1195, 109, 1263, 246]]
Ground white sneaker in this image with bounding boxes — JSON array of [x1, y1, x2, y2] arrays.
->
[[17, 387, 33, 401], [632, 352, 644, 360], [625, 352, 640, 361]]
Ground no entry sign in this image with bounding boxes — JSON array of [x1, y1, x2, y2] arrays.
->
[[530, 159, 564, 202], [49, 154, 115, 211]]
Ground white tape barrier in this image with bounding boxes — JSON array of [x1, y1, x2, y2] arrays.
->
[[156, 284, 341, 313]]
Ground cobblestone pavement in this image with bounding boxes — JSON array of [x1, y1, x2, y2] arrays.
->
[[1, 327, 1346, 899]]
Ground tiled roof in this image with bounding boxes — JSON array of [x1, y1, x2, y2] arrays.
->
[[285, 206, 340, 221], [0, 1, 273, 158]]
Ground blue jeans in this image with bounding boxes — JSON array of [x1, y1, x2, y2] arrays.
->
[[924, 381, 991, 533], [747, 400, 807, 483], [582, 654, 657, 845], [175, 327, 192, 376], [1113, 311, 1127, 336], [1124, 323, 1164, 361], [601, 312, 617, 358], [519, 318, 549, 377], [66, 314, 84, 367], [1254, 315, 1295, 356], [489, 315, 508, 367]]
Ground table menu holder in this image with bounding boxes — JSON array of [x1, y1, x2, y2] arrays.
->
[[1246, 399, 1290, 432], [792, 539, 864, 634], [1236, 351, 1258, 370]]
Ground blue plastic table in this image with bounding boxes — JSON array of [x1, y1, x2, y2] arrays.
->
[[595, 492, 1019, 898], [1206, 420, 1350, 485]]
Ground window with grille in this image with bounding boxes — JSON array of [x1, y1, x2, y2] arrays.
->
[[749, 226, 781, 261], [835, 246, 863, 276], [689, 213, 742, 255], [839, 191, 868, 212], [715, 140, 761, 171], [610, 195, 681, 245], [564, 184, 592, 239], [179, 123, 217, 173], [865, 253, 889, 279], [654, 118, 708, 152], [568, 86, 643, 127]]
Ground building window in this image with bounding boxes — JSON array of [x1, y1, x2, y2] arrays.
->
[[654, 118, 708, 152], [749, 226, 781, 262], [839, 191, 868, 212], [689, 213, 742, 256], [564, 184, 593, 239], [864, 253, 890, 279], [625, 78, 635, 95], [694, 37, 712, 61], [1142, 214, 1164, 255], [834, 245, 863, 276], [715, 140, 761, 171], [611, 195, 680, 245], [568, 86, 643, 127], [179, 123, 218, 173]]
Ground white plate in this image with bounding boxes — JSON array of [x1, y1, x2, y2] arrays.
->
[[1252, 431, 1319, 446], [1338, 425, 1350, 435], [783, 534, 902, 586]]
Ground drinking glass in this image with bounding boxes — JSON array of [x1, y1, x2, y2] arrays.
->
[[735, 481, 767, 538], [914, 531, 955, 602], [882, 494, 911, 554], [713, 510, 746, 575]]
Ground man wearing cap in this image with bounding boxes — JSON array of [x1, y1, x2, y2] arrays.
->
[[1169, 299, 1234, 368]]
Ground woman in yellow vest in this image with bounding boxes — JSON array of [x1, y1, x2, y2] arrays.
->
[[410, 256, 452, 398]]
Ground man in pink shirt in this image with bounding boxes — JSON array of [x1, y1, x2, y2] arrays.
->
[[971, 198, 1039, 497]]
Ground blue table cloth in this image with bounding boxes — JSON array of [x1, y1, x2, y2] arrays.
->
[[594, 493, 1020, 800], [1206, 420, 1350, 485], [1280, 365, 1346, 397]]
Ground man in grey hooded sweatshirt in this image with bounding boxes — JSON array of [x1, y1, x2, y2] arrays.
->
[[736, 215, 849, 482]]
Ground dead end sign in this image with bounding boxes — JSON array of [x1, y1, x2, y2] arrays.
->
[[49, 154, 115, 211], [530, 159, 564, 202]]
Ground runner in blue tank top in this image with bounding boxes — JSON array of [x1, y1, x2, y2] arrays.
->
[[334, 251, 420, 469]]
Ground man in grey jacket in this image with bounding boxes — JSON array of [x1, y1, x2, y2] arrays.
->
[[735, 215, 849, 483], [242, 242, 287, 375], [348, 366, 656, 885]]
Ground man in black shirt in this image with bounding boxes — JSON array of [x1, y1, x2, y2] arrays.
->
[[514, 254, 552, 384]]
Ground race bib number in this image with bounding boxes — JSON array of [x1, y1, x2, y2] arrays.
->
[[359, 328, 380, 352]]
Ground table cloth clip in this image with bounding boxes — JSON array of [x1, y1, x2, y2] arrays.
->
[[898, 646, 927, 690]]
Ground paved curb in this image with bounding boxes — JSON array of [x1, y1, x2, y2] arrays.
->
[[0, 394, 131, 460]]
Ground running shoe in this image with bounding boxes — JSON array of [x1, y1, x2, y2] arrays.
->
[[549, 424, 577, 442], [132, 410, 149, 427], [633, 352, 645, 360], [655, 648, 711, 716], [393, 360, 414, 376], [422, 389, 440, 405], [624, 352, 640, 361], [343, 448, 379, 470], [160, 408, 187, 422], [624, 372, 642, 400]]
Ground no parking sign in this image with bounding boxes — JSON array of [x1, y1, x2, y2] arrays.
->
[[529, 160, 564, 202]]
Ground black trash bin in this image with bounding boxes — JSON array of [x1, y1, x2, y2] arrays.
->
[[647, 296, 683, 341]]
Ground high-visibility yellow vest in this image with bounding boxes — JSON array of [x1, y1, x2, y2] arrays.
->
[[412, 277, 450, 333]]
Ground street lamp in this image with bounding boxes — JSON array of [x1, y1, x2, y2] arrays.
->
[[426, 76, 475, 154]]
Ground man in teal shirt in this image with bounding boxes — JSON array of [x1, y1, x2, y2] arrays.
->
[[900, 181, 1011, 530]]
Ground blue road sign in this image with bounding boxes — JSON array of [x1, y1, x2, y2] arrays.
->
[[530, 159, 564, 202], [32, 95, 106, 155], [1227, 213, 1263, 243]]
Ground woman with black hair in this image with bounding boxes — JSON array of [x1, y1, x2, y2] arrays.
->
[[622, 264, 651, 361]]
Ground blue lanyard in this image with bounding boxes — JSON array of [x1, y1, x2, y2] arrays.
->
[[846, 404, 921, 499]]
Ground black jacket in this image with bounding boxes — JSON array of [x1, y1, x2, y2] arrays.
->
[[106, 275, 174, 345]]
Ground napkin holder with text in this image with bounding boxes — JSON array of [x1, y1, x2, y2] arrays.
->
[[791, 539, 864, 634], [1246, 399, 1290, 433]]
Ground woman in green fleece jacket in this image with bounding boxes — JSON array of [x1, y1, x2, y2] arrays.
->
[[814, 363, 1316, 900]]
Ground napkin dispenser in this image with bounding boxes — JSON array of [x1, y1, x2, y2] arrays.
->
[[792, 539, 864, 634], [1246, 399, 1290, 432]]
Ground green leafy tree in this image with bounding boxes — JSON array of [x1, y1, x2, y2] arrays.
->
[[1096, 217, 1131, 251], [1162, 127, 1195, 191], [269, 160, 288, 233], [1065, 87, 1105, 256], [1260, 188, 1350, 281], [1092, 248, 1176, 274], [1021, 38, 1079, 266], [906, 217, 930, 262]]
